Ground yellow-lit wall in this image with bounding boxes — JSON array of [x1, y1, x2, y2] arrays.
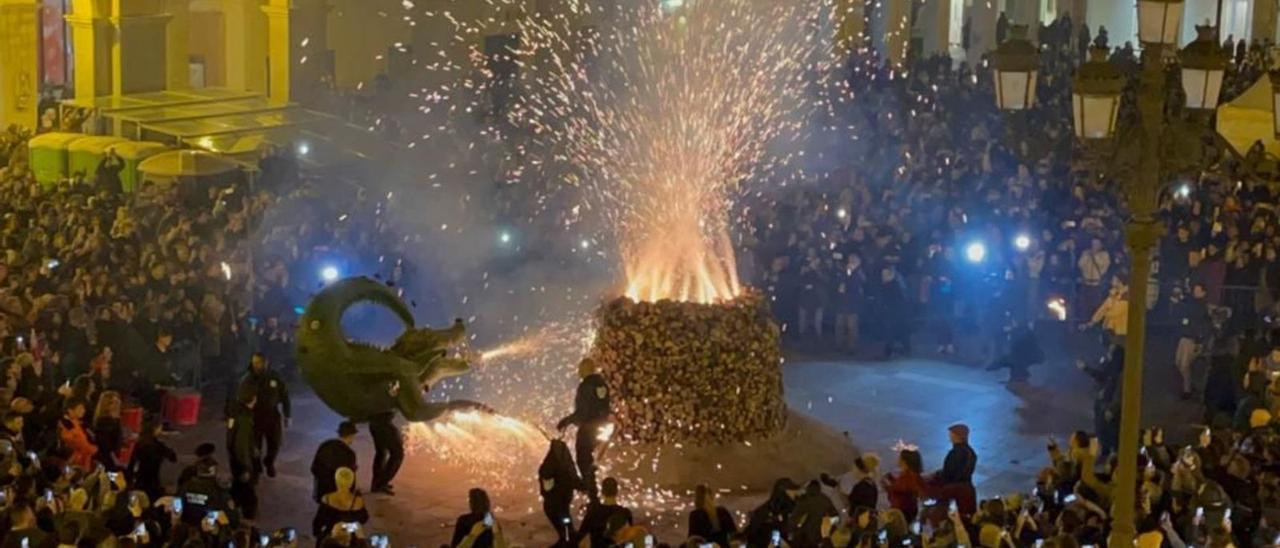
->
[[327, 0, 411, 88], [0, 0, 40, 129], [189, 6, 226, 86]]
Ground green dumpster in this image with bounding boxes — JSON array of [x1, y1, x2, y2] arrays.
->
[[67, 135, 127, 184], [27, 132, 86, 189], [107, 141, 169, 193]]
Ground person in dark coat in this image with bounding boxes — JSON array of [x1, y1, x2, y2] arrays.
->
[[177, 443, 217, 488], [822, 453, 881, 514], [177, 456, 234, 527], [91, 391, 124, 470], [95, 150, 124, 194], [131, 329, 175, 414], [688, 484, 737, 546], [226, 383, 259, 520], [1171, 284, 1211, 399], [1079, 345, 1122, 456], [538, 439, 581, 546], [572, 478, 633, 548], [744, 478, 799, 547], [788, 480, 837, 547], [310, 421, 358, 502], [875, 267, 911, 358], [987, 322, 1044, 383], [1203, 353, 1239, 427], [127, 418, 177, 500], [451, 488, 502, 548], [556, 358, 611, 500], [368, 411, 403, 496], [236, 352, 290, 478], [931, 424, 978, 517]]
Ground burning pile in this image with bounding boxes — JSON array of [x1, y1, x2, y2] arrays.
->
[[590, 292, 784, 445]]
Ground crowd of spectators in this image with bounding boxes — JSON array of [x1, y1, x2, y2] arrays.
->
[[5, 7, 1280, 547], [745, 16, 1280, 366], [0, 119, 425, 546]]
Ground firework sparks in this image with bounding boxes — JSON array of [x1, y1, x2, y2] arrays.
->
[[512, 0, 832, 303], [476, 333, 551, 362], [403, 410, 547, 493]]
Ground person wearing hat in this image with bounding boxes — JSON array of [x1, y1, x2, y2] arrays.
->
[[177, 450, 234, 528], [821, 453, 880, 516], [931, 423, 978, 517], [556, 357, 611, 501], [177, 443, 218, 488], [310, 421, 359, 502]]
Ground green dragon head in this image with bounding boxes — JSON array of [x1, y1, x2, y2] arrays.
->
[[295, 277, 488, 422], [390, 318, 472, 387]]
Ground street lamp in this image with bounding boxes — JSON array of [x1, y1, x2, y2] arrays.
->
[[1137, 0, 1184, 45], [1072, 47, 1124, 139], [994, 1, 1189, 545], [991, 25, 1039, 111], [1179, 25, 1227, 110]]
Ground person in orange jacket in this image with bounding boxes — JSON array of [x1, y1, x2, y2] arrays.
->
[[59, 397, 98, 469]]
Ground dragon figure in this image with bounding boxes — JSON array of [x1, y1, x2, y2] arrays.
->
[[295, 276, 488, 422]]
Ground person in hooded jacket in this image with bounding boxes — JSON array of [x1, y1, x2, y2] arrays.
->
[[745, 478, 799, 547], [537, 439, 580, 546], [127, 418, 176, 501], [688, 484, 737, 546], [788, 480, 837, 547]]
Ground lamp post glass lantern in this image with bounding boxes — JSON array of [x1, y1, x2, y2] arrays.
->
[[1180, 25, 1226, 110], [1137, 0, 1184, 45], [1270, 70, 1280, 138], [992, 25, 1039, 111], [1072, 47, 1123, 139]]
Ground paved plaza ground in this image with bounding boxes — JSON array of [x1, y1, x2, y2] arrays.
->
[[161, 329, 1203, 546]]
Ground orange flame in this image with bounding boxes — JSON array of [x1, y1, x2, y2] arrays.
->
[[622, 204, 740, 304]]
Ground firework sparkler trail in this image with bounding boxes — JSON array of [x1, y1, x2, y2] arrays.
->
[[403, 410, 548, 494], [511, 0, 838, 303]]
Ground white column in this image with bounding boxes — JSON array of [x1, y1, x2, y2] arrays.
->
[[968, 0, 999, 59], [1086, 0, 1137, 47]]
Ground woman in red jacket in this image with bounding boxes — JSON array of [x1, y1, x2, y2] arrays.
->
[[58, 397, 98, 470], [882, 448, 925, 523]]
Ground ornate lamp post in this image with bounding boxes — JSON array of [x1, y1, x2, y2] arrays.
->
[[994, 2, 1235, 545], [1136, 0, 1184, 45], [1072, 47, 1124, 140], [1269, 69, 1280, 138], [1180, 26, 1228, 111], [991, 25, 1039, 110]]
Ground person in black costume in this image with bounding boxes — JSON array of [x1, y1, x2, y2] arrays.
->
[[311, 421, 358, 502], [127, 418, 176, 500], [368, 411, 402, 495], [538, 439, 581, 546], [555, 358, 611, 500], [236, 352, 290, 478]]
